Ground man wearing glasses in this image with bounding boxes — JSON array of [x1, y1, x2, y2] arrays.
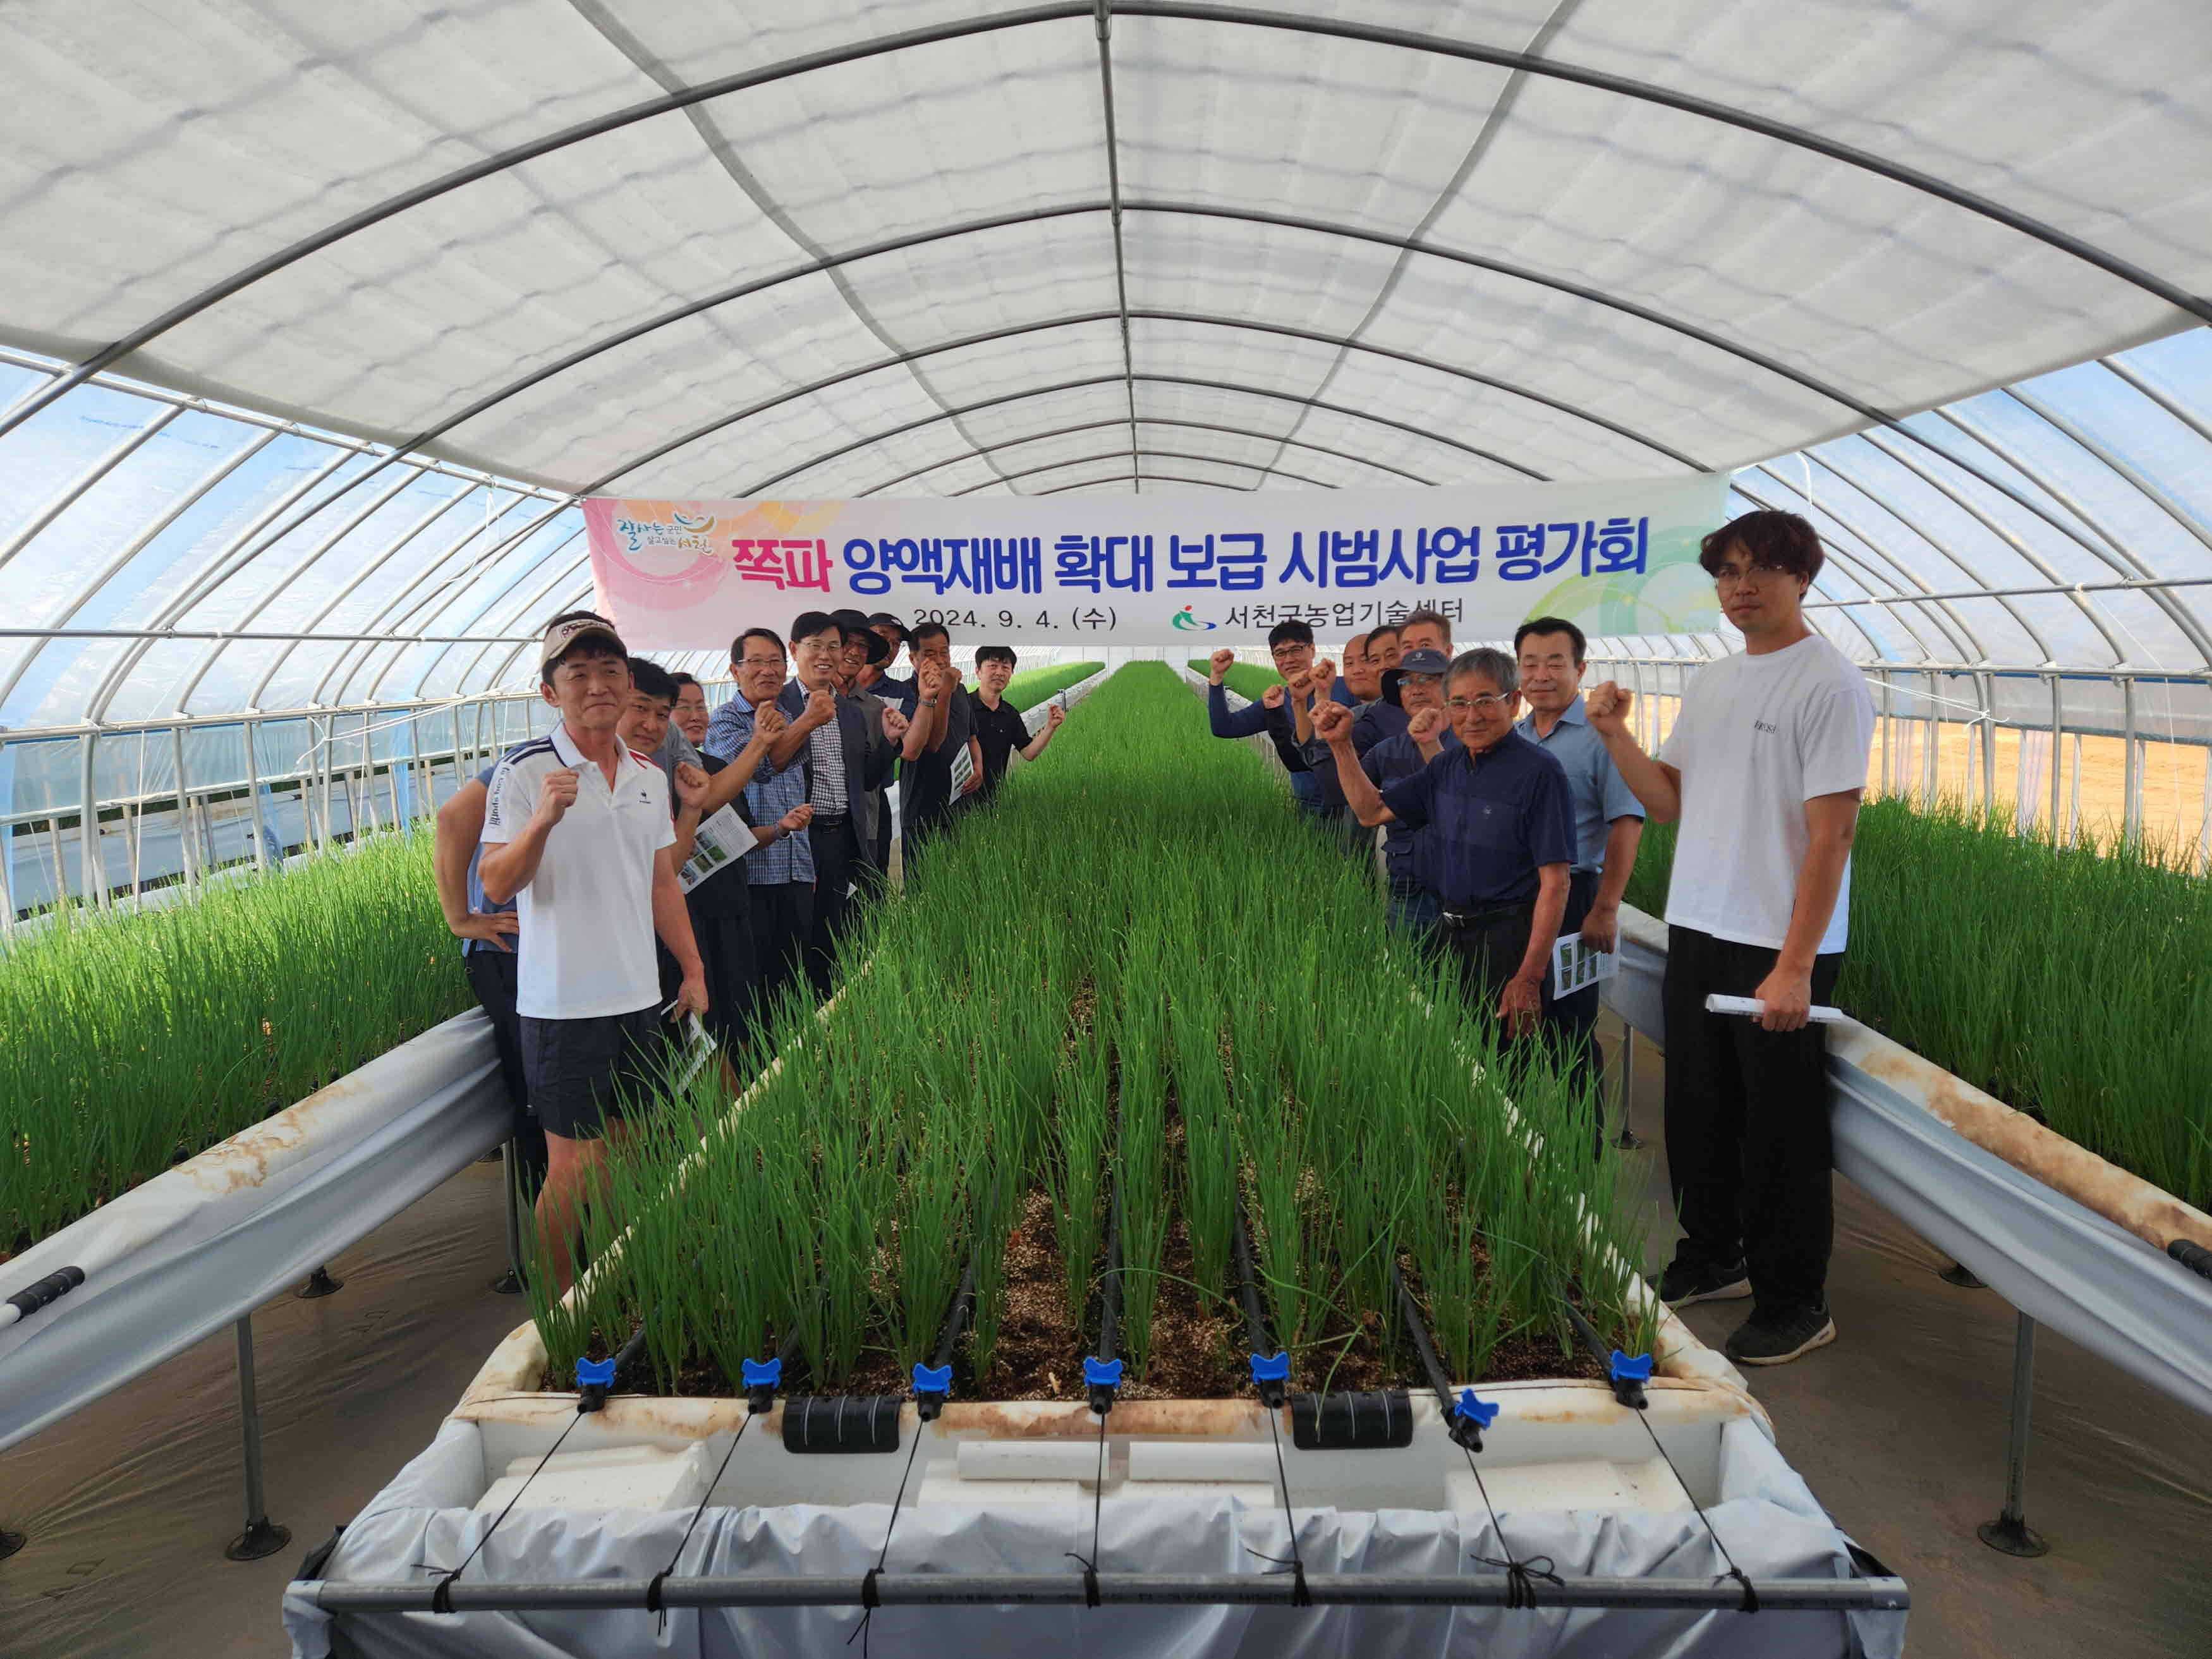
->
[[1316, 648, 1576, 1034], [1206, 622, 1357, 845], [1581, 509, 1874, 1368]]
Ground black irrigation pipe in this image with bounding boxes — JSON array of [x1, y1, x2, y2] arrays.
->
[[1390, 1258, 1489, 1454], [1227, 1193, 1285, 1409], [1086, 1167, 1127, 1414], [911, 1180, 993, 1422], [310, 1569, 1909, 1613]]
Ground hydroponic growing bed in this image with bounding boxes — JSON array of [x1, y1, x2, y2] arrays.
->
[[1624, 805, 2212, 1213], [2, 829, 468, 1253], [291, 665, 1903, 1659], [523, 662, 1660, 1406]]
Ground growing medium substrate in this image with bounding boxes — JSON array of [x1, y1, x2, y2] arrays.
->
[[528, 664, 1654, 1404]]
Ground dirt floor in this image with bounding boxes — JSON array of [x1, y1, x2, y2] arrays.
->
[[4, 1023, 2211, 1656]]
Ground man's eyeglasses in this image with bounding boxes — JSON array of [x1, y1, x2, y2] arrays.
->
[[1445, 693, 1515, 712], [1712, 561, 1795, 588], [738, 655, 785, 669]]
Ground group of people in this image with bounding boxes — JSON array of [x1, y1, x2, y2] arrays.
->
[[432, 607, 1066, 1289], [434, 505, 1870, 1371], [1206, 509, 1873, 1368]]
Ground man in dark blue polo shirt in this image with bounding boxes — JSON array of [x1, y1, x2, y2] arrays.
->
[[1204, 623, 1356, 844], [1318, 647, 1575, 1037]]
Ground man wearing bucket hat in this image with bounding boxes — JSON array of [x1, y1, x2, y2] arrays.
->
[[479, 610, 706, 1292]]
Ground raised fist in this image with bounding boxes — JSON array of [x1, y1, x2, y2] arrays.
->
[[1208, 647, 1236, 682], [880, 706, 911, 742], [1045, 703, 1066, 729], [1261, 683, 1286, 710], [754, 705, 788, 741], [1312, 701, 1353, 743], [535, 767, 580, 825], [1407, 707, 1445, 744], [672, 761, 710, 813], [1583, 681, 1632, 736], [805, 683, 837, 726], [1310, 659, 1337, 696]]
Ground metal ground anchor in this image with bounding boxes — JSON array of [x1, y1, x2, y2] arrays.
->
[[1978, 1310, 2049, 1559], [295, 1265, 343, 1299], [0, 1527, 25, 1561], [1938, 1259, 1986, 1289]]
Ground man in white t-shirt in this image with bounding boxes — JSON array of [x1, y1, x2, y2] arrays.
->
[[480, 611, 707, 1292], [1583, 511, 1875, 1367]]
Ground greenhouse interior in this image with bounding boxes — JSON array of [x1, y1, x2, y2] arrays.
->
[[1, 3, 2209, 1656]]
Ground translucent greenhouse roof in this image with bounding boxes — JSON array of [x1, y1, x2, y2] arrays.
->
[[3, 0, 2211, 735]]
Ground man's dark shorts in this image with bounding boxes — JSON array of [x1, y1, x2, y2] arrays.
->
[[520, 1006, 666, 1141]]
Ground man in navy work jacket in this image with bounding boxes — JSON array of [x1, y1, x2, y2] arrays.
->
[[1316, 647, 1576, 1038], [1330, 645, 1456, 942]]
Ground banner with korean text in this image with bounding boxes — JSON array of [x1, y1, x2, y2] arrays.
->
[[583, 473, 1729, 649]]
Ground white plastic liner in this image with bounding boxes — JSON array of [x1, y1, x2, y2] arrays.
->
[[283, 1407, 1900, 1659], [0, 1009, 507, 1452], [1601, 905, 2212, 1419]]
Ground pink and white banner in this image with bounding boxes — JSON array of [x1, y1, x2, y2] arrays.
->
[[583, 473, 1728, 650]]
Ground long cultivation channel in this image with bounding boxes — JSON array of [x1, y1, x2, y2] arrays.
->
[[1625, 803, 2212, 1212], [527, 662, 1660, 1405], [2, 830, 468, 1252]]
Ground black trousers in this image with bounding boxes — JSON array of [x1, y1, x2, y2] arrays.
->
[[804, 815, 863, 997], [663, 901, 756, 1059], [1661, 924, 1843, 1314], [1440, 877, 1603, 1153], [747, 881, 814, 1026], [463, 947, 545, 1191]]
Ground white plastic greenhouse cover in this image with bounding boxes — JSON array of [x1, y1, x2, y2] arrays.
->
[[3, 0, 2211, 743]]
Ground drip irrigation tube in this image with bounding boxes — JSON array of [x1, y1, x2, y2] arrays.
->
[[305, 1568, 1909, 1613], [1227, 1194, 1284, 1407], [1088, 1165, 1127, 1414]]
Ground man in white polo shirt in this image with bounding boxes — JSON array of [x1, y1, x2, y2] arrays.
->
[[480, 611, 706, 1291], [1583, 510, 1875, 1368]]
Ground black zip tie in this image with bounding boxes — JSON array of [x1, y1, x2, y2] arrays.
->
[[1243, 1546, 1314, 1607], [644, 1570, 668, 1616], [860, 1565, 882, 1610], [1728, 1563, 1761, 1613], [1064, 1552, 1103, 1607], [1471, 1552, 1564, 1609]]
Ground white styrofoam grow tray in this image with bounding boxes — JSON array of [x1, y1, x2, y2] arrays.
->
[[283, 1312, 1904, 1659]]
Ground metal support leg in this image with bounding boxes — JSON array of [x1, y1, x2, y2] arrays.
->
[[0, 1527, 24, 1560], [225, 1315, 291, 1561], [1978, 1311, 2049, 1558], [1613, 1027, 1642, 1150], [490, 1141, 525, 1295], [295, 1264, 343, 1299], [1939, 1259, 1986, 1289]]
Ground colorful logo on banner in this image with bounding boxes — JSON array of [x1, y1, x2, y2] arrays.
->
[[583, 475, 1728, 649]]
